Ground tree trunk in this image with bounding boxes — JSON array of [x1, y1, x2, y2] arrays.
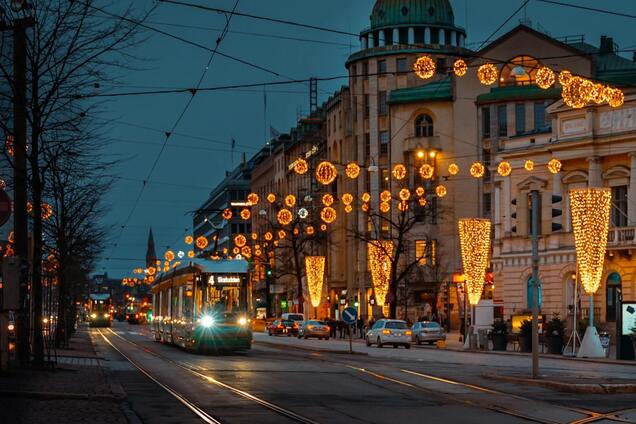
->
[[31, 80, 44, 365], [293, 244, 304, 313]]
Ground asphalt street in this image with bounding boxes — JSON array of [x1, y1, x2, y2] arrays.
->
[[94, 322, 636, 424]]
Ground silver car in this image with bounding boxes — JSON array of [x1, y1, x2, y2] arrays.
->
[[365, 319, 412, 349], [412, 321, 446, 345]]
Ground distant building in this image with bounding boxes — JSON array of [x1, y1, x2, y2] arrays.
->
[[146, 228, 157, 269]]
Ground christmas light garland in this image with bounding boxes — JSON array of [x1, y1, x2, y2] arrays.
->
[[367, 241, 393, 307], [458, 218, 492, 305], [305, 256, 326, 307]]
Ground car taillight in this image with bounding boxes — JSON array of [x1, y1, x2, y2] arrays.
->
[[325, 326, 330, 331], [307, 325, 314, 330], [293, 323, 298, 328], [277, 324, 283, 328], [382, 329, 391, 335]]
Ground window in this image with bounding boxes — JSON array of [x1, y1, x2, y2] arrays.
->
[[378, 91, 387, 115], [381, 168, 389, 190], [482, 193, 492, 219], [515, 103, 526, 134], [500, 56, 539, 87], [534, 101, 549, 131], [364, 133, 371, 159], [379, 131, 389, 154], [415, 240, 426, 265], [497, 105, 507, 137], [606, 273, 621, 322], [361, 62, 368, 77], [378, 59, 387, 74], [364, 94, 370, 117], [611, 185, 628, 227], [482, 107, 491, 138], [397, 58, 408, 73], [415, 114, 434, 137], [527, 276, 543, 310]]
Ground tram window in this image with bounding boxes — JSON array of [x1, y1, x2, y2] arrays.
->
[[205, 285, 240, 313], [183, 284, 193, 320]]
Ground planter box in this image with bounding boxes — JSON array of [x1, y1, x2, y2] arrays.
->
[[519, 335, 532, 352], [492, 333, 507, 351]]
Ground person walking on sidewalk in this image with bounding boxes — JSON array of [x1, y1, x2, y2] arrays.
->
[[357, 317, 365, 339]]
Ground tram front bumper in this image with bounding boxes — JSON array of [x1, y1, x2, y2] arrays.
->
[[193, 326, 252, 350]]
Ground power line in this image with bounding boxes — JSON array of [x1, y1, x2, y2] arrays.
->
[[535, 0, 636, 20], [477, 0, 530, 51]]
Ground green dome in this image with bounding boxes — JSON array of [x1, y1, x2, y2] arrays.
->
[[370, 0, 455, 29]]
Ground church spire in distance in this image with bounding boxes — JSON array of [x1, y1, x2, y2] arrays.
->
[[146, 228, 157, 269]]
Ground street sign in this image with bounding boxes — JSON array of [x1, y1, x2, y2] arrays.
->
[[0, 189, 11, 227], [342, 307, 357, 325]]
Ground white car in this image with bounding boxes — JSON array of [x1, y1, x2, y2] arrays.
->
[[365, 319, 412, 349]]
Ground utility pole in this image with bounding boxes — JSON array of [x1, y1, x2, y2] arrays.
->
[[530, 190, 540, 378]]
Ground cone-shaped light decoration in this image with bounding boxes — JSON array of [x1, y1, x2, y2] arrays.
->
[[458, 218, 492, 305], [367, 241, 393, 307], [305, 256, 326, 308], [569, 188, 611, 294]]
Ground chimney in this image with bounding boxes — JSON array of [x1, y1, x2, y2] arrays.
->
[[599, 36, 615, 54]]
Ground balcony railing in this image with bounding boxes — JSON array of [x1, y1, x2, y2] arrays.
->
[[607, 226, 636, 247]]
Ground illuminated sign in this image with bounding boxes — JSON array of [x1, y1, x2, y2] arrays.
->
[[208, 275, 242, 285], [622, 303, 636, 336]]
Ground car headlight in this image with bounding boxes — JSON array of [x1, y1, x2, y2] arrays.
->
[[201, 315, 214, 328], [238, 317, 248, 326], [104, 314, 110, 319], [90, 313, 97, 319]]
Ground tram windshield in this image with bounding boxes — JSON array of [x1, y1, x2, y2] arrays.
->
[[197, 273, 246, 317]]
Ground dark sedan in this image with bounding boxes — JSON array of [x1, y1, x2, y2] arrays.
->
[[267, 319, 299, 336]]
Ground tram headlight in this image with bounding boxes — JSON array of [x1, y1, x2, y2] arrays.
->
[[201, 315, 214, 328], [238, 317, 248, 326], [90, 313, 97, 319]]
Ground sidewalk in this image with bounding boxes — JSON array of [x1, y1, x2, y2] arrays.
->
[[0, 327, 129, 424]]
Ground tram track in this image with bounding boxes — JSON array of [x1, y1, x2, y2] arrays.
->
[[99, 328, 321, 424]]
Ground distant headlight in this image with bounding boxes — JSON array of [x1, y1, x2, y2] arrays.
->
[[104, 314, 110, 319], [201, 315, 214, 328], [238, 317, 248, 326], [90, 313, 97, 319]]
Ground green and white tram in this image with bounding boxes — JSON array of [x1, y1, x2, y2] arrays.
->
[[150, 259, 252, 352]]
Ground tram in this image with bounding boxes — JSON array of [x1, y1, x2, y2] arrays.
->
[[125, 298, 151, 324], [88, 293, 112, 327], [150, 259, 252, 352]]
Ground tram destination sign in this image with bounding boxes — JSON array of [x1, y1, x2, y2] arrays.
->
[[207, 274, 242, 286]]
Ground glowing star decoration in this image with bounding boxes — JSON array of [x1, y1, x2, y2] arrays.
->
[[285, 194, 296, 207], [367, 241, 393, 307], [240, 208, 251, 220], [345, 162, 361, 179], [524, 160, 535, 171], [398, 201, 409, 212], [398, 189, 411, 201], [177, 251, 185, 259], [241, 246, 252, 257], [298, 207, 309, 219], [234, 234, 247, 248], [477, 64, 498, 85], [322, 193, 334, 207], [306, 225, 315, 235], [569, 188, 612, 294], [361, 192, 371, 203], [435, 185, 447, 198], [264, 231, 273, 241], [345, 205, 353, 214], [392, 164, 407, 180], [293, 158, 309, 175], [497, 161, 512, 177], [315, 161, 338, 185], [535, 66, 556, 89], [419, 164, 434, 180], [342, 193, 354, 206], [267, 193, 276, 203], [164, 250, 175, 262], [380, 202, 391, 213], [277, 209, 293, 226], [185, 235, 193, 245], [413, 55, 436, 79], [470, 162, 485, 178], [547, 158, 562, 174], [188, 250, 195, 258], [147, 267, 156, 276], [222, 208, 233, 220], [278, 230, 287, 240], [380, 190, 392, 203], [558, 70, 573, 86], [320, 207, 337, 224], [453, 59, 467, 77], [247, 192, 259, 205], [415, 186, 425, 197], [305, 256, 326, 307], [195, 236, 208, 249], [458, 218, 492, 305], [448, 163, 459, 176]]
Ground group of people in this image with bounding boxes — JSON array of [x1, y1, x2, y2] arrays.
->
[[322, 317, 371, 339]]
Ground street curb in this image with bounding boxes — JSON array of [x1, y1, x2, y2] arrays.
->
[[483, 373, 636, 394], [255, 340, 369, 356], [0, 389, 125, 401]]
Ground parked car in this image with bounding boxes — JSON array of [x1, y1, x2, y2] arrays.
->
[[298, 320, 330, 340], [282, 313, 305, 323], [411, 321, 446, 345], [267, 319, 299, 336], [365, 319, 412, 348]]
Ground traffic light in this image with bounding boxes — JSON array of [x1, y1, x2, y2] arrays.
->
[[266, 267, 272, 277], [551, 194, 563, 232]]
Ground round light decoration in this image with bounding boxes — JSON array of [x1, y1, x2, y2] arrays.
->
[[293, 158, 309, 175], [320, 207, 337, 224], [497, 161, 512, 177], [477, 64, 498, 85], [298, 207, 309, 219], [164, 250, 175, 261], [345, 205, 353, 214], [241, 246, 252, 257], [322, 193, 334, 207], [315, 161, 338, 185], [184, 235, 193, 245], [345, 162, 361, 179], [448, 163, 459, 176], [361, 192, 371, 203], [42, 203, 53, 220], [398, 188, 410, 201], [147, 266, 156, 276], [380, 202, 391, 213], [342, 193, 354, 206], [361, 203, 370, 213], [392, 164, 407, 180], [267, 193, 276, 203], [458, 218, 492, 305], [251, 232, 258, 240], [398, 201, 409, 212], [188, 250, 195, 258], [278, 230, 287, 239], [306, 225, 315, 235], [240, 208, 251, 220], [234, 234, 247, 248], [247, 192, 259, 205], [195, 236, 208, 249], [569, 188, 612, 294], [418, 197, 428, 206], [413, 55, 436, 80], [415, 186, 425, 197], [562, 76, 594, 109], [606, 88, 625, 108], [380, 190, 392, 203], [277, 209, 293, 226], [419, 164, 434, 180], [222, 208, 232, 220], [558, 70, 573, 86], [264, 231, 273, 241], [470, 162, 485, 178], [535, 66, 556, 89], [367, 241, 393, 306], [177, 250, 185, 259], [284, 194, 296, 207], [591, 83, 607, 105], [453, 59, 467, 77], [320, 224, 327, 232], [305, 256, 326, 307], [547, 158, 562, 174], [524, 160, 535, 171], [435, 185, 447, 198]]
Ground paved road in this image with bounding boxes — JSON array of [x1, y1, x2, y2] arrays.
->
[[94, 322, 636, 424]]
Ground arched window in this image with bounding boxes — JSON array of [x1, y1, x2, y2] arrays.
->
[[527, 276, 542, 310], [606, 272, 621, 322], [500, 56, 540, 87], [415, 114, 434, 137]]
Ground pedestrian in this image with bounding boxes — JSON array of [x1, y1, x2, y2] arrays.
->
[[339, 320, 346, 339], [328, 318, 337, 338], [357, 317, 365, 339]]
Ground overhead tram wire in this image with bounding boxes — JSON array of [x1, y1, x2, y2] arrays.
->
[[535, 0, 636, 20], [477, 0, 530, 50]]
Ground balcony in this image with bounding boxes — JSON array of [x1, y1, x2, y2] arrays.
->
[[404, 135, 441, 153], [607, 226, 636, 249]]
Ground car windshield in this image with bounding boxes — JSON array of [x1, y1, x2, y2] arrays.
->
[[385, 321, 408, 329], [287, 314, 304, 321], [423, 322, 441, 328], [307, 321, 323, 325]]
